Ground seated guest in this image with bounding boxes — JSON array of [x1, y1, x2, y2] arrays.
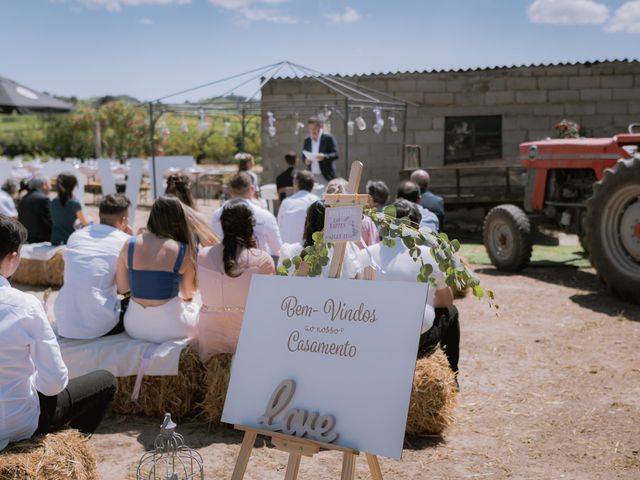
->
[[326, 177, 378, 248], [165, 173, 196, 210], [212, 173, 282, 257], [197, 200, 275, 360], [0, 216, 117, 450], [276, 152, 298, 201], [366, 180, 389, 212], [17, 175, 52, 243], [277, 170, 318, 244], [0, 179, 19, 217], [55, 194, 132, 339], [51, 173, 89, 246], [116, 195, 199, 343], [355, 200, 459, 376], [411, 169, 445, 226], [279, 200, 360, 279], [397, 180, 439, 232], [237, 152, 260, 192]]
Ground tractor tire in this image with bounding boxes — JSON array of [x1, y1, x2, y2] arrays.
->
[[483, 204, 533, 272], [586, 157, 640, 303]]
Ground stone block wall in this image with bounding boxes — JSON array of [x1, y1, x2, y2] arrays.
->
[[261, 61, 640, 192]]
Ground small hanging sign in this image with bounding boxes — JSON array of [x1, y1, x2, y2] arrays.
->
[[323, 205, 363, 243]]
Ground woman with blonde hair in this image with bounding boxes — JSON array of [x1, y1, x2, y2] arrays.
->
[[116, 195, 207, 343]]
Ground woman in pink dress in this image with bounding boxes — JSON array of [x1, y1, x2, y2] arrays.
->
[[196, 199, 275, 361]]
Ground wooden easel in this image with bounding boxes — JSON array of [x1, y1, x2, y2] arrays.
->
[[231, 161, 383, 480]]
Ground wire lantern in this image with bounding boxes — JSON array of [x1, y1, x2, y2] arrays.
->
[[136, 413, 204, 480]]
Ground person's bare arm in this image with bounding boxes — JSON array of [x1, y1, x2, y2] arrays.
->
[[76, 209, 89, 227], [180, 257, 197, 301], [434, 286, 454, 308], [115, 243, 130, 295]]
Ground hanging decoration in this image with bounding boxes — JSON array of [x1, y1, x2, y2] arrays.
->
[[347, 116, 355, 136], [267, 111, 277, 137], [159, 121, 170, 139], [294, 112, 305, 135], [223, 117, 231, 137], [320, 105, 332, 134], [373, 107, 384, 135], [388, 110, 398, 133], [355, 107, 366, 131], [198, 108, 208, 132]]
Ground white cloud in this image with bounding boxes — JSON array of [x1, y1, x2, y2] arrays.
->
[[605, 0, 640, 32], [77, 0, 190, 13], [239, 7, 296, 23], [208, 0, 286, 9], [325, 6, 360, 24], [527, 0, 608, 25], [138, 16, 153, 24]]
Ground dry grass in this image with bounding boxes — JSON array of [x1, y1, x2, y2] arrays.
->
[[0, 429, 97, 480], [111, 346, 206, 419], [406, 348, 458, 436], [10, 251, 65, 287], [198, 354, 233, 425]]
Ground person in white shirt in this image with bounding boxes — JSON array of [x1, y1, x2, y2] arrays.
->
[[355, 199, 460, 379], [212, 172, 282, 257], [278, 200, 360, 279], [55, 194, 133, 339], [277, 170, 318, 244], [0, 179, 18, 217], [0, 216, 117, 451]]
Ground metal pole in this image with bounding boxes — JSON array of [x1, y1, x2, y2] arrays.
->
[[149, 102, 157, 199], [241, 107, 246, 151], [401, 103, 408, 170], [344, 97, 349, 176]]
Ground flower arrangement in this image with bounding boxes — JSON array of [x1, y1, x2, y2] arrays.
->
[[554, 119, 580, 139]]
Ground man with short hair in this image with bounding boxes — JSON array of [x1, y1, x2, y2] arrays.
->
[[0, 179, 19, 217], [302, 116, 339, 184], [54, 194, 132, 339], [276, 152, 298, 201], [366, 180, 390, 211], [212, 172, 283, 256], [277, 170, 319, 244], [0, 215, 117, 450], [410, 169, 445, 226], [17, 175, 52, 243], [397, 180, 439, 232], [355, 199, 460, 378]]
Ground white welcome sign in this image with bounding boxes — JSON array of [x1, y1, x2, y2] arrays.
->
[[323, 205, 363, 243], [222, 275, 427, 459]]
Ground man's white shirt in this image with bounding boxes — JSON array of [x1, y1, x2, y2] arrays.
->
[[356, 239, 445, 334], [0, 190, 17, 217], [276, 190, 319, 244], [310, 130, 322, 174], [54, 224, 130, 339], [0, 276, 68, 450], [212, 198, 283, 256]]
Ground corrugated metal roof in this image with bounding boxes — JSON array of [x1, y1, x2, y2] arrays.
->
[[275, 58, 640, 80]]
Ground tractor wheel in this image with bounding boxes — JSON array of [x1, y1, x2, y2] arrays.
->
[[483, 204, 533, 272], [586, 157, 640, 303]]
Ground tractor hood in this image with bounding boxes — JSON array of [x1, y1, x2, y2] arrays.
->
[[520, 136, 639, 166]]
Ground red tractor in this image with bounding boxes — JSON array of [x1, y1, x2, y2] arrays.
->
[[483, 125, 640, 303]]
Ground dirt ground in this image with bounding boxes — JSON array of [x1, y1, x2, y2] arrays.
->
[[17, 202, 640, 479]]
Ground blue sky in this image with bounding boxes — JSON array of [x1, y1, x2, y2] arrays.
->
[[1, 0, 639, 101]]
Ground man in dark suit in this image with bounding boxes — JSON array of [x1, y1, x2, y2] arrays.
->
[[275, 152, 297, 201], [17, 175, 52, 243], [302, 116, 339, 184]]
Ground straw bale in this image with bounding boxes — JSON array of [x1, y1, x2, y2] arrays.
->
[[111, 346, 206, 419], [199, 354, 233, 425], [0, 429, 97, 480], [406, 348, 458, 435], [10, 251, 64, 287]]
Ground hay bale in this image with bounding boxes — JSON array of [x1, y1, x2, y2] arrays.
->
[[112, 346, 206, 418], [0, 429, 97, 480], [406, 348, 458, 436], [199, 353, 233, 425], [11, 251, 64, 287]]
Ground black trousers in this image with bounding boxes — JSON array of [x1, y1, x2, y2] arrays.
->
[[36, 370, 118, 436], [418, 305, 460, 373]]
